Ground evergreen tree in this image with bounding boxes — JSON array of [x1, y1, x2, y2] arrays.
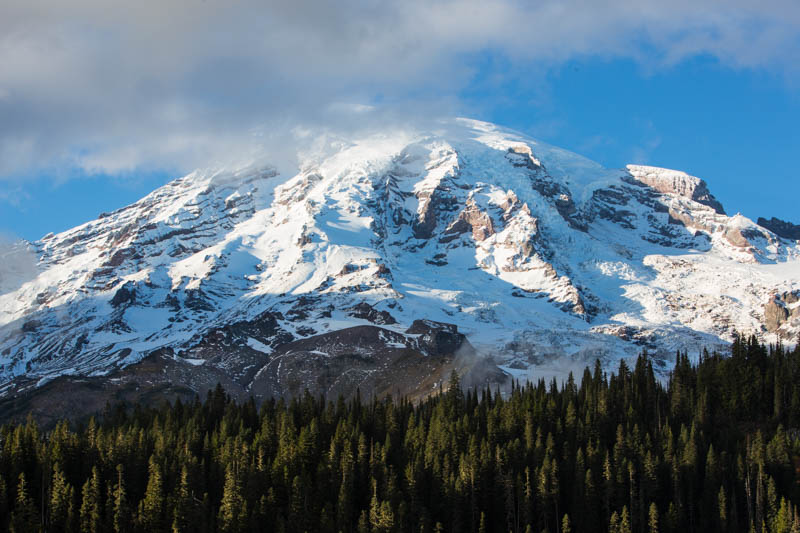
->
[[50, 464, 74, 533], [648, 502, 659, 533], [718, 486, 728, 531], [79, 467, 102, 533], [619, 506, 632, 533], [172, 466, 194, 533], [218, 465, 245, 533], [139, 457, 165, 530], [10, 473, 38, 533], [112, 464, 130, 533]]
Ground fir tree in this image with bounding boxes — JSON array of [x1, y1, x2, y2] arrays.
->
[[50, 464, 73, 533], [139, 457, 165, 531], [112, 464, 130, 533], [562, 513, 572, 533], [171, 466, 193, 533], [10, 473, 38, 533], [218, 465, 245, 533], [648, 502, 659, 533], [79, 467, 102, 533]]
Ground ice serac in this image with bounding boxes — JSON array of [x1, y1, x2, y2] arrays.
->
[[1, 118, 799, 409]]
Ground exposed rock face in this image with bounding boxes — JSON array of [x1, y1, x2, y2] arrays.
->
[[757, 217, 800, 241], [765, 291, 800, 335], [0, 319, 507, 426], [406, 320, 472, 357], [110, 282, 136, 307], [626, 165, 726, 214], [507, 147, 586, 231], [444, 201, 496, 242], [179, 317, 479, 401], [347, 302, 397, 325], [723, 227, 769, 248]]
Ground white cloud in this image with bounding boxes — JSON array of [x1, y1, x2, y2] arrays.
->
[[0, 0, 797, 178]]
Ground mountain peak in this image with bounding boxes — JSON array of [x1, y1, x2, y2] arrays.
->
[[1, 118, 798, 403]]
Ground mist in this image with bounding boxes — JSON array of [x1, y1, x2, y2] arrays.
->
[[0, 235, 38, 297]]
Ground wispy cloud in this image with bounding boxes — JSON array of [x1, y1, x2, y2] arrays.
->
[[0, 0, 797, 177], [0, 235, 38, 295]]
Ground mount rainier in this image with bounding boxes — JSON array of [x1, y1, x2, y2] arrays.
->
[[1, 118, 798, 420]]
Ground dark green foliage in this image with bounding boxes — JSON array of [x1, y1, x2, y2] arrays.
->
[[9, 473, 38, 533], [0, 334, 799, 532]]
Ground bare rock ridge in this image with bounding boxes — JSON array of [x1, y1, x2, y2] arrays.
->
[[757, 217, 800, 241], [0, 118, 798, 421], [626, 165, 726, 215], [0, 319, 495, 426]]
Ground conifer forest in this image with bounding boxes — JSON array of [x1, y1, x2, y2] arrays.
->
[[1, 335, 800, 533]]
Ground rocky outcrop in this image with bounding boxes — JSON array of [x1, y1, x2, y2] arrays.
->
[[764, 291, 800, 335], [442, 201, 496, 242], [626, 165, 726, 214], [723, 226, 768, 249], [406, 320, 472, 356], [347, 302, 397, 325], [757, 217, 800, 241], [110, 282, 136, 307], [507, 147, 586, 230]]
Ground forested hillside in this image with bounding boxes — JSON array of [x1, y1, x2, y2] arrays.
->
[[1, 335, 799, 532]]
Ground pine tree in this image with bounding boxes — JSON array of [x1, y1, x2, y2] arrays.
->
[[218, 465, 245, 533], [619, 506, 632, 533], [0, 475, 8, 531], [648, 503, 659, 533], [139, 457, 165, 530], [775, 498, 791, 533], [172, 466, 193, 533], [791, 507, 800, 533], [447, 369, 462, 416], [610, 510, 621, 533], [357, 510, 370, 533], [79, 467, 102, 533], [369, 484, 395, 533], [562, 513, 572, 533], [289, 475, 305, 530], [112, 464, 130, 533], [50, 464, 74, 533], [718, 485, 728, 531], [10, 473, 39, 533]]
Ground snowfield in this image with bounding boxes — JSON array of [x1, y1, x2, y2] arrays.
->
[[0, 118, 798, 390]]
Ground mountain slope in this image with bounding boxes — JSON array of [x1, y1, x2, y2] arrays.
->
[[1, 118, 798, 400]]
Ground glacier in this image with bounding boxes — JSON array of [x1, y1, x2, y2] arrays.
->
[[0, 117, 798, 402]]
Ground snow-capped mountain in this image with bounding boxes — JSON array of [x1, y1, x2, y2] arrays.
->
[[1, 118, 799, 405]]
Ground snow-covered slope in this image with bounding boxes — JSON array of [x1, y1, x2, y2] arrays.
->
[[1, 118, 798, 393]]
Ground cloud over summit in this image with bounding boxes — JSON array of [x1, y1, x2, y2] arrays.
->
[[1, 0, 798, 177]]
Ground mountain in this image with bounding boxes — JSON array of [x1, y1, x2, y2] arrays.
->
[[757, 216, 800, 241], [1, 118, 798, 417]]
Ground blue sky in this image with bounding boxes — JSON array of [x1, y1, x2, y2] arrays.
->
[[1, 1, 799, 241], [464, 55, 800, 222]]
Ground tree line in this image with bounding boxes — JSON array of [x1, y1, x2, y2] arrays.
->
[[1, 334, 800, 532]]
